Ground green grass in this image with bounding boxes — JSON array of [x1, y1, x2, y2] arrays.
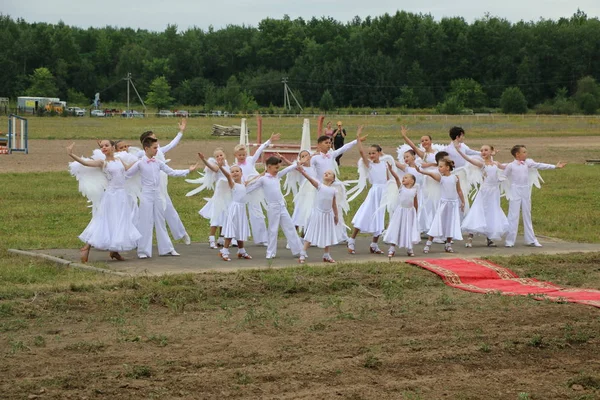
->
[[2, 114, 600, 143]]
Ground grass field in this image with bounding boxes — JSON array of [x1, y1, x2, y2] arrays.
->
[[1, 116, 600, 398]]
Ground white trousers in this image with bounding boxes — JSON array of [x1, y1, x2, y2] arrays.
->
[[137, 189, 175, 257], [164, 194, 186, 240], [505, 185, 536, 246], [248, 201, 268, 244], [266, 202, 302, 258]]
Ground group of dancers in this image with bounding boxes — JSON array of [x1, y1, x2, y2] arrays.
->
[[68, 120, 566, 264]]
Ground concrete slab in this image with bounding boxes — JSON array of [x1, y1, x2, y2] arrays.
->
[[15, 236, 600, 276]]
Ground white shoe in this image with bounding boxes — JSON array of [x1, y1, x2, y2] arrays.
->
[[161, 250, 180, 256], [138, 254, 149, 259], [504, 243, 514, 248], [231, 239, 238, 247], [285, 243, 290, 249], [217, 237, 225, 247], [183, 233, 191, 245], [528, 242, 543, 247], [433, 238, 445, 244], [209, 241, 218, 249]]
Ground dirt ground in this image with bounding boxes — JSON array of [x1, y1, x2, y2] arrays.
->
[[1, 136, 599, 173]]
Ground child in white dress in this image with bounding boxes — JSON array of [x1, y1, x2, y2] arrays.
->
[[217, 164, 255, 261], [347, 139, 390, 255], [384, 166, 420, 258], [454, 143, 509, 247], [197, 148, 230, 249], [67, 140, 141, 263], [296, 166, 340, 264], [416, 159, 465, 253], [503, 145, 566, 247], [290, 150, 318, 234]]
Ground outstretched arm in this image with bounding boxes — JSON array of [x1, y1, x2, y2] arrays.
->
[[394, 160, 408, 172], [219, 164, 234, 188], [160, 119, 186, 153], [415, 165, 441, 182], [274, 152, 292, 166], [454, 143, 484, 168], [66, 142, 104, 168], [400, 126, 425, 159], [527, 159, 566, 170], [198, 152, 220, 172], [296, 165, 318, 189]]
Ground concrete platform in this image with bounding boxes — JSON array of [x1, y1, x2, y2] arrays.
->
[[13, 235, 600, 276]]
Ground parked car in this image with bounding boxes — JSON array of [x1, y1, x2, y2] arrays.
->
[[174, 110, 189, 117], [158, 110, 174, 117], [67, 107, 86, 116], [91, 110, 105, 117], [121, 110, 145, 118]]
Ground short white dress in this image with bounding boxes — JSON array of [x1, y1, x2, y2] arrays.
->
[[303, 184, 340, 248], [383, 186, 421, 249], [199, 166, 230, 227], [79, 160, 141, 251], [351, 161, 388, 236], [427, 175, 463, 240], [461, 164, 509, 240], [222, 182, 250, 241]]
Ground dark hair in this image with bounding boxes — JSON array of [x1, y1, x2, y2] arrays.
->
[[265, 156, 281, 166], [142, 137, 158, 149], [370, 144, 382, 152], [511, 145, 526, 157], [317, 135, 331, 144], [439, 158, 455, 171], [435, 151, 449, 163], [99, 139, 116, 147], [422, 135, 432, 140], [449, 126, 465, 141], [405, 149, 416, 157], [139, 130, 154, 143]]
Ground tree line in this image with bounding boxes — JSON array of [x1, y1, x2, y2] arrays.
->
[[1, 10, 600, 114]]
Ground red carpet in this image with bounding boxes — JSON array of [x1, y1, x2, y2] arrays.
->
[[405, 258, 600, 308]]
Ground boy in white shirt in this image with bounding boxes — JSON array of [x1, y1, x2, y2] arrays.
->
[[246, 156, 303, 259], [126, 137, 199, 258], [503, 145, 566, 247], [444, 126, 480, 169]]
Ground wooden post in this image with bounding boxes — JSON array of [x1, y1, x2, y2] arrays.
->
[[317, 115, 325, 136]]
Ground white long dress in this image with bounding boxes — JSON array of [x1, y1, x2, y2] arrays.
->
[[291, 165, 317, 229], [461, 164, 509, 240], [79, 160, 141, 251], [418, 151, 440, 233], [383, 186, 421, 249], [199, 165, 230, 227], [427, 175, 463, 240], [351, 161, 388, 236], [303, 184, 340, 248], [222, 183, 250, 241]]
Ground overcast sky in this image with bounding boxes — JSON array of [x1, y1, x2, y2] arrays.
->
[[2, 0, 598, 31]]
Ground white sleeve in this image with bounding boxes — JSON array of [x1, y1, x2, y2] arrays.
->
[[332, 139, 357, 158], [277, 163, 297, 179], [160, 132, 183, 153], [526, 159, 556, 171], [250, 139, 271, 163], [125, 160, 141, 178], [159, 161, 189, 177], [462, 144, 480, 156]]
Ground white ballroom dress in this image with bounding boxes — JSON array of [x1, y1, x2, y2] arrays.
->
[[222, 183, 251, 241], [383, 186, 421, 249], [79, 160, 141, 251], [303, 183, 340, 248], [427, 175, 463, 240]]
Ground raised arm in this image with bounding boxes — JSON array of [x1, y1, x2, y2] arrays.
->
[[296, 165, 318, 189], [388, 163, 401, 187], [331, 125, 367, 158], [394, 160, 408, 172], [454, 143, 484, 168], [251, 132, 281, 163], [66, 142, 104, 168], [160, 119, 186, 153], [219, 164, 234, 188], [415, 164, 441, 182], [357, 133, 370, 166], [274, 152, 292, 166], [400, 126, 425, 159], [198, 152, 220, 172]]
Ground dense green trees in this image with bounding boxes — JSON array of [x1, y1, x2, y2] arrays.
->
[[1, 11, 600, 113]]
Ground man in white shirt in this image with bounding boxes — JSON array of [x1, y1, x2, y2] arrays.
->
[[503, 145, 566, 247], [127, 137, 199, 258], [137, 119, 191, 245], [246, 156, 303, 259]]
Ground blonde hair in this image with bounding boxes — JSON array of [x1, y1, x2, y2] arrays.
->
[[213, 147, 225, 156], [233, 144, 247, 153]]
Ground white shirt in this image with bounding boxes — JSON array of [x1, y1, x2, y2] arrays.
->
[[237, 139, 270, 178], [445, 142, 480, 168], [126, 155, 189, 189], [504, 159, 555, 186], [311, 139, 357, 180], [246, 164, 296, 204]]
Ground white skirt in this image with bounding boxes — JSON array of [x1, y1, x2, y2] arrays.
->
[[222, 202, 250, 241], [303, 209, 340, 248], [383, 207, 421, 249], [351, 184, 385, 235], [427, 198, 463, 240], [199, 199, 225, 227], [79, 188, 141, 251], [462, 184, 508, 240]]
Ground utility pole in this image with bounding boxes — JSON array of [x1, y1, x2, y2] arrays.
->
[[282, 77, 303, 111], [124, 73, 147, 117]]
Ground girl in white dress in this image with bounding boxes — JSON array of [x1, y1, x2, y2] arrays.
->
[[289, 150, 318, 234], [384, 166, 420, 258], [454, 143, 509, 247], [416, 159, 465, 253], [67, 140, 141, 263], [198, 149, 230, 249], [217, 164, 255, 261], [347, 141, 391, 255], [296, 166, 339, 264]]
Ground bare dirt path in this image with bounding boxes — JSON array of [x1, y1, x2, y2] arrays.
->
[[1, 136, 599, 173]]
